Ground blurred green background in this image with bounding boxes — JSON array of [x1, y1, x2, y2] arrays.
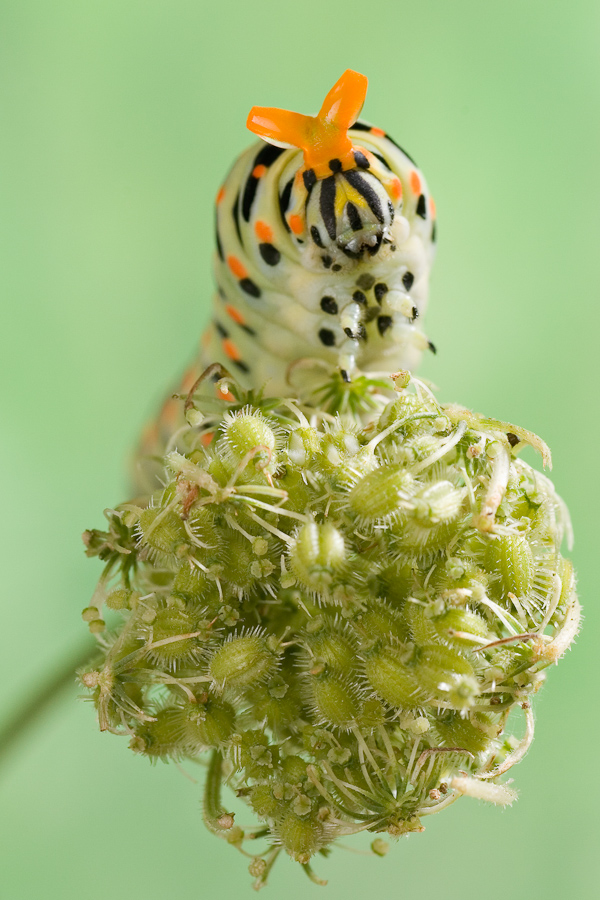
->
[[0, 1, 598, 897]]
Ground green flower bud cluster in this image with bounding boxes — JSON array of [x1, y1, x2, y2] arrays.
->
[[80, 371, 579, 888]]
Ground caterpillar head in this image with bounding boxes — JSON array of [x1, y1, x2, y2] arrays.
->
[[248, 70, 402, 266]]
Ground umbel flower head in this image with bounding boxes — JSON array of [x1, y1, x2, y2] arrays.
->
[[80, 369, 579, 889]]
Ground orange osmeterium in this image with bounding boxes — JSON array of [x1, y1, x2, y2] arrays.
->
[[247, 69, 368, 180]]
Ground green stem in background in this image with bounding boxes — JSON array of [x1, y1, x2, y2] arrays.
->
[[203, 750, 234, 834], [301, 861, 328, 886], [0, 638, 96, 770]]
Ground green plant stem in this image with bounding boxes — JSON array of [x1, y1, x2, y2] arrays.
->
[[0, 637, 96, 770], [203, 749, 230, 833]]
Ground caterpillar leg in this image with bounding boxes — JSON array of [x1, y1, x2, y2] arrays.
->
[[384, 290, 418, 321], [338, 335, 361, 383]]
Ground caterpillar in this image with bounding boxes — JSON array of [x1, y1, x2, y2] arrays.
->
[[137, 70, 437, 485]]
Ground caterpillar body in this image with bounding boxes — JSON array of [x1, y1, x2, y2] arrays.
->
[[138, 70, 437, 483]]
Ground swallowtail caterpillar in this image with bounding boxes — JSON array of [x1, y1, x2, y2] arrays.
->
[[139, 70, 437, 481]]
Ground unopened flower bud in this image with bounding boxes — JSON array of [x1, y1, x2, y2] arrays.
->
[[348, 466, 414, 522], [221, 409, 277, 473], [209, 633, 278, 692], [308, 673, 362, 730], [363, 645, 424, 709], [275, 810, 323, 864], [137, 506, 189, 559], [290, 522, 346, 592]]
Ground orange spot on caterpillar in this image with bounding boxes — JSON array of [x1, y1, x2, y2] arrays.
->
[[225, 304, 246, 325], [429, 197, 436, 218], [222, 338, 241, 361], [141, 422, 159, 446], [161, 398, 178, 425], [201, 432, 214, 446], [255, 220, 273, 242], [391, 178, 402, 200], [370, 127, 385, 138], [410, 171, 421, 195], [227, 255, 248, 279], [216, 186, 225, 204], [252, 164, 267, 178], [181, 368, 199, 391], [217, 384, 236, 403], [289, 214, 303, 235]]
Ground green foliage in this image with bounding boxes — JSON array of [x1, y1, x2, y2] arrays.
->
[[80, 372, 578, 888]]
